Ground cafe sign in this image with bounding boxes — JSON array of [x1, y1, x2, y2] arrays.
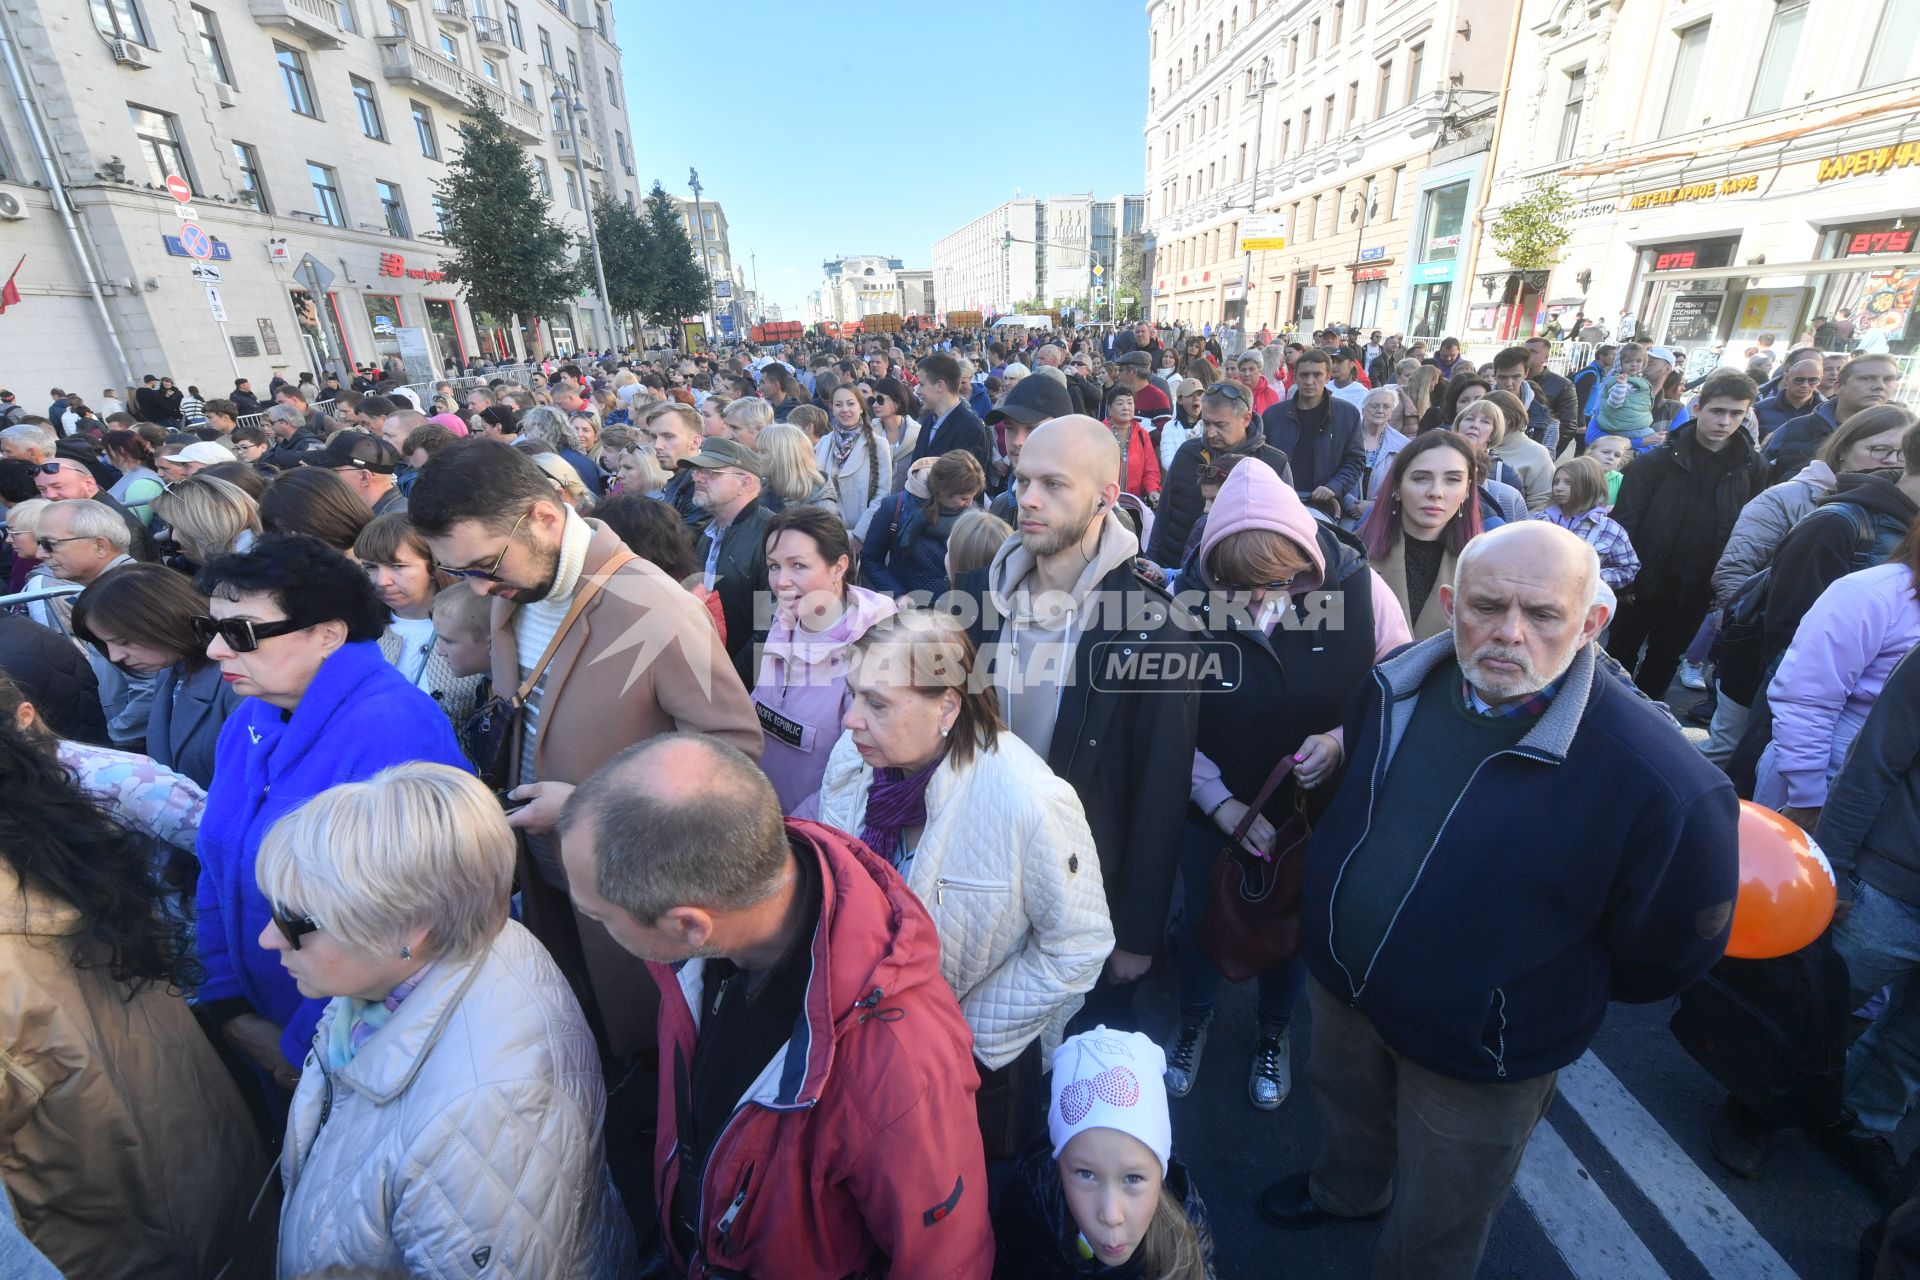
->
[[1817, 141, 1920, 184], [1624, 174, 1758, 210]]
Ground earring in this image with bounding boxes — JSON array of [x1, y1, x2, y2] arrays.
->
[[400, 944, 412, 960], [940, 724, 952, 737]]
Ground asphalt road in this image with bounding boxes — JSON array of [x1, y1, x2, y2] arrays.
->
[[1141, 958, 1887, 1280]]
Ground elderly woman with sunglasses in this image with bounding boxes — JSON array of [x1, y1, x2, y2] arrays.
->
[[259, 763, 635, 1278], [192, 533, 468, 1100]]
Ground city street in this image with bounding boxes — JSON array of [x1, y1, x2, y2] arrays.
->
[[1146, 967, 1884, 1279]]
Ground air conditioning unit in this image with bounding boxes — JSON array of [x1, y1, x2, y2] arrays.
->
[[214, 81, 236, 107], [0, 190, 28, 221], [109, 40, 152, 69]]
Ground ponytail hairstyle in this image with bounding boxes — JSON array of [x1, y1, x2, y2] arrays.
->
[[1135, 1183, 1209, 1280]]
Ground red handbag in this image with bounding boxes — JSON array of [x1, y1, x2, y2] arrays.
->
[[1199, 756, 1311, 983]]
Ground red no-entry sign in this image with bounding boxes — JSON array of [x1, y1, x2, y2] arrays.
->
[[164, 174, 193, 203]]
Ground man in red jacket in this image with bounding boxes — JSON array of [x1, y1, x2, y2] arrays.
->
[[560, 733, 993, 1279]]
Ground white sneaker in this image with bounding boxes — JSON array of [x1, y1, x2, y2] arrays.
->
[[1679, 660, 1708, 691]]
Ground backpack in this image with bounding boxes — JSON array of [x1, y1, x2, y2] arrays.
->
[[1713, 502, 1877, 704]]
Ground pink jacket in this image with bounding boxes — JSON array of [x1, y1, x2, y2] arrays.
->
[[754, 585, 897, 814], [1768, 561, 1920, 808], [1186, 460, 1411, 810]]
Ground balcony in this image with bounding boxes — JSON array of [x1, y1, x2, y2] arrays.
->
[[247, 0, 346, 48], [555, 131, 603, 171], [494, 90, 543, 141], [431, 0, 468, 28], [473, 15, 508, 50], [375, 35, 473, 108]]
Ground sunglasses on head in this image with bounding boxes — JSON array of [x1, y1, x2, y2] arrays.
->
[[34, 461, 72, 476], [1205, 381, 1250, 405], [272, 903, 320, 950], [191, 614, 307, 652]]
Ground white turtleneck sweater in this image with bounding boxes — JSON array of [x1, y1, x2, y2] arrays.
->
[[514, 506, 593, 789]]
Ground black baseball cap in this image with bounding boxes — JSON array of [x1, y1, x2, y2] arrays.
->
[[985, 373, 1073, 427], [305, 430, 400, 474]]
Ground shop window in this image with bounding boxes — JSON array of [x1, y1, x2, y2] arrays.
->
[[1418, 181, 1469, 262]]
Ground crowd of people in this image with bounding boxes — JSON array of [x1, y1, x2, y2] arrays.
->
[[0, 313, 1915, 1279]]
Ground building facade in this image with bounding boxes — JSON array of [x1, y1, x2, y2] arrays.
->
[[1143, 0, 1511, 340], [932, 193, 1145, 316], [0, 0, 641, 394], [1473, 0, 1920, 356], [670, 194, 752, 338]]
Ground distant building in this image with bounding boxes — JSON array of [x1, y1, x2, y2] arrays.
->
[[817, 254, 933, 322], [932, 194, 1143, 316]]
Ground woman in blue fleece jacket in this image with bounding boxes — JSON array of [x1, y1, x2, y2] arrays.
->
[[193, 534, 468, 1095]]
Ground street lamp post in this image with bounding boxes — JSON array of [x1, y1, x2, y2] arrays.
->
[[552, 83, 613, 352], [1236, 61, 1277, 357], [688, 167, 719, 343]]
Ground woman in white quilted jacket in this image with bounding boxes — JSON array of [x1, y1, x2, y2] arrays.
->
[[815, 608, 1115, 1161], [256, 762, 637, 1280]]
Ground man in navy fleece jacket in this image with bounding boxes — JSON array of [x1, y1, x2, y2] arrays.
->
[[1260, 521, 1739, 1280]]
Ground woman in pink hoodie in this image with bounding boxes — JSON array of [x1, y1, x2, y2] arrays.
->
[[1160, 461, 1410, 1111], [754, 505, 898, 814]]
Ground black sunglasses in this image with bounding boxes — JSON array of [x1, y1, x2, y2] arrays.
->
[[1206, 381, 1251, 405], [191, 614, 307, 653], [34, 461, 71, 476], [272, 903, 320, 950]]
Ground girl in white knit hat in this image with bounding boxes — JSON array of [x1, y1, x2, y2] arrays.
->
[[991, 1026, 1215, 1278]]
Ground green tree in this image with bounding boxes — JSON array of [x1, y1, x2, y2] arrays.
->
[[435, 93, 582, 324], [638, 180, 709, 326], [1489, 179, 1574, 271], [592, 192, 652, 330]]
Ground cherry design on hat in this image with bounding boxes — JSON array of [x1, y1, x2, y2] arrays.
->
[[1057, 1033, 1144, 1124]]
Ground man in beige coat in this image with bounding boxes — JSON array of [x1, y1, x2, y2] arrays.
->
[[410, 440, 762, 1060]]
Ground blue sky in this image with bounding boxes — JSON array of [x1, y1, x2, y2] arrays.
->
[[617, 0, 1149, 316]]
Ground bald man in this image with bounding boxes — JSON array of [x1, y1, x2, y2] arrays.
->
[[558, 734, 992, 1279], [1263, 521, 1739, 1280], [955, 415, 1199, 1031]]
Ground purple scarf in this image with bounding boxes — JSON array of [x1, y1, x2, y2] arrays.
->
[[860, 753, 945, 867]]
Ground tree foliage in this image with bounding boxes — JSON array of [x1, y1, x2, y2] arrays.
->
[[434, 92, 582, 320], [638, 181, 710, 326], [1489, 180, 1575, 272], [592, 192, 652, 325]]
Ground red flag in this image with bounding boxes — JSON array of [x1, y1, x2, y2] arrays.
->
[[0, 256, 22, 314]]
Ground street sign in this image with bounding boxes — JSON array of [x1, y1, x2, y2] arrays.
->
[[1243, 211, 1289, 251], [178, 224, 214, 260], [190, 263, 222, 283], [205, 286, 228, 323], [293, 253, 334, 294], [1092, 263, 1104, 277], [164, 174, 192, 203], [176, 205, 200, 222]]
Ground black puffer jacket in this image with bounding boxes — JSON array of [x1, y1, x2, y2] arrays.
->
[[992, 1138, 1215, 1280], [1145, 430, 1291, 567], [1610, 425, 1768, 594], [0, 612, 109, 744]]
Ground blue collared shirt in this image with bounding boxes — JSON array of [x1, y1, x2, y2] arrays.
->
[[1463, 671, 1566, 718]]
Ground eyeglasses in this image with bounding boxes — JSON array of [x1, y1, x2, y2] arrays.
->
[[190, 614, 308, 652], [1205, 381, 1250, 405], [1860, 444, 1904, 463], [437, 507, 530, 582], [271, 903, 320, 950]]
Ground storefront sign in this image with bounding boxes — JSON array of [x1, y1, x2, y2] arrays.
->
[[1428, 234, 1460, 252], [376, 252, 446, 282], [1412, 261, 1454, 284], [1652, 250, 1701, 271], [1844, 228, 1917, 256], [1624, 174, 1758, 211], [1353, 268, 1388, 281], [1817, 141, 1920, 184]]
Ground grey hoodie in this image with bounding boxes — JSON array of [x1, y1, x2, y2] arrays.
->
[[985, 510, 1141, 757]]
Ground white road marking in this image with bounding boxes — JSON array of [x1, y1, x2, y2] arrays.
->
[[1515, 1119, 1672, 1280]]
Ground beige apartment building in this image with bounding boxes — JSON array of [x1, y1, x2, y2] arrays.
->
[[0, 0, 641, 394], [1143, 0, 1512, 340], [1472, 0, 1920, 356]]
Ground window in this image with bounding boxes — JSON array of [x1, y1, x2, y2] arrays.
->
[[412, 101, 438, 157], [1353, 0, 1364, 24], [1376, 61, 1392, 117], [1347, 81, 1359, 129], [1309, 195, 1320, 242], [519, 79, 535, 106], [1864, 1, 1920, 86], [1237, 142, 1247, 180], [615, 128, 629, 171], [233, 142, 269, 212], [387, 1, 409, 36], [1308, 18, 1319, 58], [438, 32, 460, 65], [534, 156, 552, 197], [377, 180, 411, 238], [505, 0, 523, 47], [1405, 43, 1424, 105], [128, 105, 188, 187], [1389, 164, 1406, 218], [1418, 180, 1469, 261], [566, 49, 579, 86], [352, 77, 385, 139], [563, 167, 580, 210], [1287, 36, 1297, 74], [277, 45, 318, 117], [308, 162, 346, 226], [1331, 1, 1343, 44], [1280, 120, 1291, 155], [595, 2, 607, 36], [192, 7, 230, 84], [1748, 1, 1807, 116], [1557, 66, 1586, 160], [1300, 108, 1311, 151], [432, 195, 451, 235], [1322, 94, 1334, 142], [538, 27, 553, 67], [1659, 22, 1711, 136], [481, 57, 500, 83], [604, 68, 618, 105], [89, 0, 148, 44]]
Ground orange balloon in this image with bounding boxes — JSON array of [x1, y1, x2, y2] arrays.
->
[[1726, 800, 1838, 960]]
